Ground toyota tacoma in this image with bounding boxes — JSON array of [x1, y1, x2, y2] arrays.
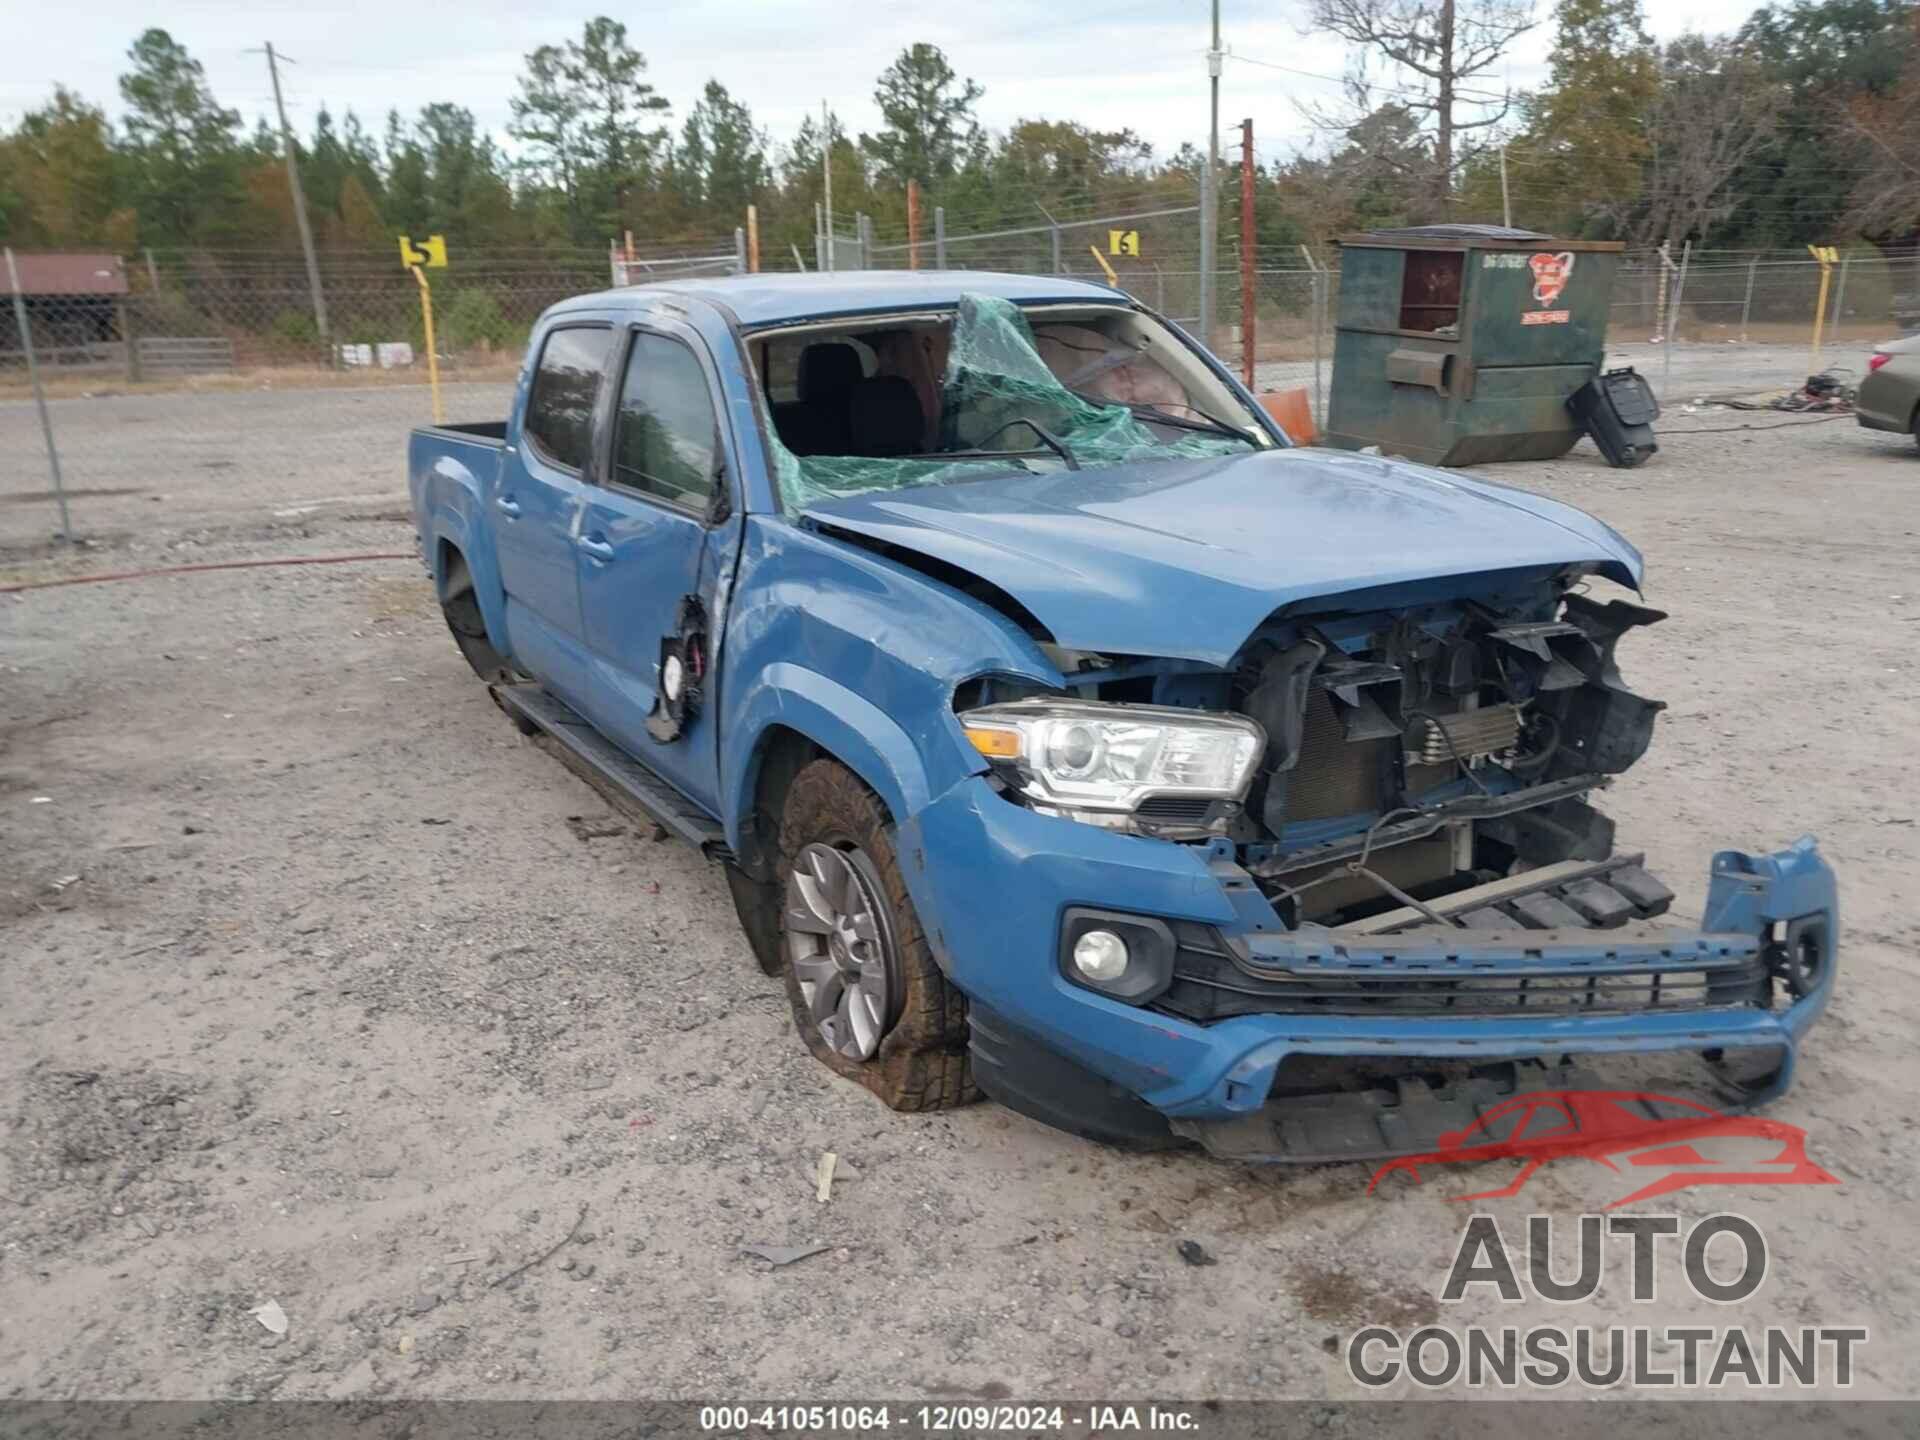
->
[[407, 271, 1838, 1159]]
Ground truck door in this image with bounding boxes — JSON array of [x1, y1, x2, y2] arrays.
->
[[575, 318, 737, 811], [494, 322, 614, 705]]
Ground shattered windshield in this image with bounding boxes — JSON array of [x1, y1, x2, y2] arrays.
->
[[764, 293, 1262, 508]]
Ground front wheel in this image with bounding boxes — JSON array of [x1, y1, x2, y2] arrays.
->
[[776, 759, 976, 1111]]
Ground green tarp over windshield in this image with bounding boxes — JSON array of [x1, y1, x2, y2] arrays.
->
[[771, 292, 1249, 508]]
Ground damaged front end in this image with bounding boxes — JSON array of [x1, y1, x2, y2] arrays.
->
[[949, 566, 1838, 1156], [960, 569, 1673, 922]]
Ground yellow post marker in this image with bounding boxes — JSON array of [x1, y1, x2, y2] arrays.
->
[[1108, 229, 1142, 258], [399, 234, 449, 424], [410, 264, 443, 425], [1807, 244, 1838, 372], [1088, 245, 1120, 287]]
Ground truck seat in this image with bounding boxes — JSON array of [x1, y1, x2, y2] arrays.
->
[[773, 343, 862, 455], [845, 377, 926, 457]]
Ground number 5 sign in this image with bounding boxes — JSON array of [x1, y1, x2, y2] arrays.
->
[[398, 234, 448, 269]]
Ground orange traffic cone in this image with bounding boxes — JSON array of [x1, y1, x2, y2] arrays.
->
[[1259, 387, 1318, 445]]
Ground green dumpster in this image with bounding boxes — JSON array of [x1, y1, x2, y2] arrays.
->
[[1323, 225, 1625, 466]]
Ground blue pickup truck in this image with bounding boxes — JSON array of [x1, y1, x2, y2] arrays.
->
[[408, 271, 1837, 1160]]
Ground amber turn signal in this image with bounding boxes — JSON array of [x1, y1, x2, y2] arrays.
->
[[964, 725, 1022, 759]]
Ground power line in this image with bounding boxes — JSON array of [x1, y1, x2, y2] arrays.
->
[[1228, 51, 1514, 107]]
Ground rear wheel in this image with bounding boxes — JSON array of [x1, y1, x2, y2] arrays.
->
[[776, 759, 975, 1111], [440, 551, 513, 684]]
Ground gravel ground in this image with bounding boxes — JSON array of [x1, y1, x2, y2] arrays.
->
[[1, 373, 1917, 1404]]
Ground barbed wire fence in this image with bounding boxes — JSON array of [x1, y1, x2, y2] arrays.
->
[[5, 207, 1916, 547]]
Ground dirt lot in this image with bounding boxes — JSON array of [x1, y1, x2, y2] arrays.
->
[[2, 365, 1917, 1404]]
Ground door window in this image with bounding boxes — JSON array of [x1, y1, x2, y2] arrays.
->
[[614, 332, 721, 508], [525, 326, 612, 471]]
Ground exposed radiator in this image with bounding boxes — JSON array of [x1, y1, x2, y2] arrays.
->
[[1288, 690, 1389, 821]]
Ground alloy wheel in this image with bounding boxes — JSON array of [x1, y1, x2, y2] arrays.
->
[[783, 842, 900, 1061]]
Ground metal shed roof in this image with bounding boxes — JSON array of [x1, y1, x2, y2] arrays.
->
[[1, 253, 129, 297]]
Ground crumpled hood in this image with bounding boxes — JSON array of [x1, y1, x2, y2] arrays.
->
[[800, 447, 1643, 666]]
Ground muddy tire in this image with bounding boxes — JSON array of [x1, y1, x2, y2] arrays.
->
[[440, 553, 513, 684], [776, 758, 976, 1111]]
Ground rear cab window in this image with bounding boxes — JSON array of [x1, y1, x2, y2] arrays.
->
[[524, 325, 613, 470]]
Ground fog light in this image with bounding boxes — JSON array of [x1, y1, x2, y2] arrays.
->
[[1072, 928, 1130, 982]]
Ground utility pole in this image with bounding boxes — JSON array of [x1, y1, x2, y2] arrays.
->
[[258, 43, 329, 357], [821, 100, 834, 270], [1435, 0, 1456, 216], [1198, 0, 1223, 349], [1239, 117, 1256, 389], [1499, 146, 1512, 228]]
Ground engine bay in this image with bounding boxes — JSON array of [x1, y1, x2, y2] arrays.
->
[[961, 569, 1671, 929]]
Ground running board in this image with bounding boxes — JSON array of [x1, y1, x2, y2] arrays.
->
[[491, 684, 731, 861]]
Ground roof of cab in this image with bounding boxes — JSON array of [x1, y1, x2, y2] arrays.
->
[[545, 268, 1130, 328]]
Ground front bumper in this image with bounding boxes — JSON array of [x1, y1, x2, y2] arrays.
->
[[900, 779, 1838, 1149]]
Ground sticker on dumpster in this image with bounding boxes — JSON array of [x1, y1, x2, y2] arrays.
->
[[1522, 310, 1570, 325], [1527, 251, 1575, 308]]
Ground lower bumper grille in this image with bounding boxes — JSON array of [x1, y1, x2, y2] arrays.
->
[[1155, 921, 1770, 1022]]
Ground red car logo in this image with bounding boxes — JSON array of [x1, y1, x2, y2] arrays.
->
[[1528, 250, 1575, 307], [1367, 1090, 1839, 1209]]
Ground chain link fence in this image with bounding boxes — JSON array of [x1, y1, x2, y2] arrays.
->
[[863, 204, 1208, 326], [8, 219, 1918, 549], [1229, 244, 1920, 422]]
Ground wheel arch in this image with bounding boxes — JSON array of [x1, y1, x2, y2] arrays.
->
[[426, 506, 509, 659], [724, 667, 929, 877], [435, 535, 467, 596]]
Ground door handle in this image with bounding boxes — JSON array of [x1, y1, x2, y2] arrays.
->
[[495, 496, 522, 518], [577, 535, 615, 562]]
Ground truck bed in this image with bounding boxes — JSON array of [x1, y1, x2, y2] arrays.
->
[[415, 420, 507, 444]]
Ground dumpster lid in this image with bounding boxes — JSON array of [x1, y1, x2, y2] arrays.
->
[[1340, 224, 1625, 252]]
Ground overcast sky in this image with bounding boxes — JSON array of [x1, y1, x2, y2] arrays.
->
[[2, 0, 1771, 164]]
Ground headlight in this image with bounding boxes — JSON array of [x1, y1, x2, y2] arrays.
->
[[961, 698, 1265, 820]]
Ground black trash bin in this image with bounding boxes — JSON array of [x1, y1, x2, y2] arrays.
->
[[1568, 367, 1659, 468]]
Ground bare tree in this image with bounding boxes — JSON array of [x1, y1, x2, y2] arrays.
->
[[1308, 0, 1538, 216], [1838, 16, 1920, 240], [1633, 33, 1784, 248], [1275, 104, 1432, 245]]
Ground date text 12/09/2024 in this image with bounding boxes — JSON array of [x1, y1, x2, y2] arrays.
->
[[698, 1404, 1203, 1432]]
